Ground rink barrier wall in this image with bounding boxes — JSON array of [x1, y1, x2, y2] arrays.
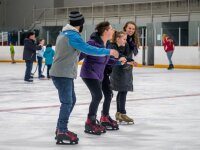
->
[[0, 46, 200, 69]]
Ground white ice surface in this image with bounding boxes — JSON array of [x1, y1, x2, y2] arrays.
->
[[0, 63, 200, 150]]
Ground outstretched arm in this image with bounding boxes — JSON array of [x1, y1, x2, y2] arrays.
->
[[68, 32, 119, 58]]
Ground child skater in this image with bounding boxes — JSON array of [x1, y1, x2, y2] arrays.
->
[[43, 44, 55, 79], [36, 38, 46, 79], [110, 22, 140, 124]]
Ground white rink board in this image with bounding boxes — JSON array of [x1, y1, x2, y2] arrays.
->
[[1, 46, 200, 66]]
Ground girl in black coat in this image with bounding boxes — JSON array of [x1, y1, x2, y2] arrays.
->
[[110, 23, 139, 124]]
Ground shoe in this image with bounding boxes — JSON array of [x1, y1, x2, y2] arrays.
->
[[39, 75, 45, 79], [115, 112, 122, 122], [56, 131, 79, 145], [120, 114, 134, 124], [168, 64, 174, 70], [85, 116, 106, 135], [55, 128, 77, 140], [100, 115, 119, 130], [24, 79, 33, 82]]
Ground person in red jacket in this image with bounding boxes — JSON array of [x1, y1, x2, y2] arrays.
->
[[163, 34, 175, 70]]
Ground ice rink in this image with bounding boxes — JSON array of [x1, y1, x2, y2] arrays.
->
[[0, 63, 200, 150]]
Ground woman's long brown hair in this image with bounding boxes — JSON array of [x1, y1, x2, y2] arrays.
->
[[123, 21, 140, 48]]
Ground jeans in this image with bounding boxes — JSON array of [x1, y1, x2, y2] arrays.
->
[[24, 60, 33, 80], [52, 77, 76, 132], [116, 91, 128, 114], [166, 51, 174, 65], [37, 56, 43, 77]]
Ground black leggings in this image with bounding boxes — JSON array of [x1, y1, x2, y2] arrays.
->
[[47, 64, 52, 78], [102, 73, 113, 116], [82, 78, 103, 117], [116, 91, 128, 114]]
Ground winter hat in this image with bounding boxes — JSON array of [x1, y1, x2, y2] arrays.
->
[[69, 11, 85, 26]]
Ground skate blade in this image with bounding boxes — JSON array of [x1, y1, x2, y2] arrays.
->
[[101, 130, 106, 133], [119, 121, 134, 125], [104, 126, 119, 131], [84, 130, 101, 135], [106, 127, 119, 131], [24, 81, 34, 84], [56, 140, 78, 145], [38, 78, 48, 80]]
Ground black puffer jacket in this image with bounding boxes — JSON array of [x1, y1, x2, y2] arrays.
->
[[23, 38, 37, 61], [110, 43, 134, 92]]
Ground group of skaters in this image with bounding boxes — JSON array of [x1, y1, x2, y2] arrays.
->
[[47, 11, 140, 145], [21, 10, 176, 145], [22, 33, 55, 82]]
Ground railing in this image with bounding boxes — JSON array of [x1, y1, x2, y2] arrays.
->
[[31, 0, 200, 24]]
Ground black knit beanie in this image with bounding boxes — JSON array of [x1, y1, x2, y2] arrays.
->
[[69, 11, 85, 27]]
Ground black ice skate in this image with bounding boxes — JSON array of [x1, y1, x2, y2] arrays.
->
[[84, 116, 106, 135], [55, 129, 77, 140], [100, 115, 119, 130], [56, 131, 79, 145]]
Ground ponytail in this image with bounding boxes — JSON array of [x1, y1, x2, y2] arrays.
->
[[111, 31, 126, 44]]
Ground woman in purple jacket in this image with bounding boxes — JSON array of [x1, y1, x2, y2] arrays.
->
[[80, 22, 126, 135]]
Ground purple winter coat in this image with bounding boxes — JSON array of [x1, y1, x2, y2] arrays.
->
[[80, 32, 120, 81]]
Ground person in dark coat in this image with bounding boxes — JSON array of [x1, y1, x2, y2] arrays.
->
[[23, 32, 38, 82], [80, 22, 126, 135], [110, 22, 140, 124]]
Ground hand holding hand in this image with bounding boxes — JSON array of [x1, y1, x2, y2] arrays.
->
[[110, 49, 119, 58], [119, 57, 127, 65], [127, 61, 138, 67]]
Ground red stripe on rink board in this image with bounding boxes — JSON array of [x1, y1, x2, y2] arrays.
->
[[0, 93, 200, 113]]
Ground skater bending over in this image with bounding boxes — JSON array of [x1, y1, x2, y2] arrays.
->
[[80, 21, 127, 135]]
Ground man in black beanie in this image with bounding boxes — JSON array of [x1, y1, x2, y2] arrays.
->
[[69, 11, 84, 32], [50, 11, 119, 145]]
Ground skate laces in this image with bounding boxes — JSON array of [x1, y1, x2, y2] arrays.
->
[[67, 130, 77, 137], [108, 116, 117, 124], [67, 131, 77, 140], [121, 114, 133, 121], [100, 115, 110, 123], [96, 119, 106, 131], [87, 118, 102, 132], [56, 130, 77, 140]]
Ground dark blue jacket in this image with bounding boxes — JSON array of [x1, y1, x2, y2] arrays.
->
[[23, 38, 38, 61]]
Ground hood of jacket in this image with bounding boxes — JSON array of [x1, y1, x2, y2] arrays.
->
[[45, 47, 53, 53], [62, 24, 79, 32], [88, 32, 104, 48]]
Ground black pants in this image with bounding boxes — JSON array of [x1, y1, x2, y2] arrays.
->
[[102, 73, 113, 116], [82, 78, 103, 117], [37, 56, 43, 77], [116, 91, 128, 114], [47, 64, 52, 78], [24, 60, 33, 80]]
